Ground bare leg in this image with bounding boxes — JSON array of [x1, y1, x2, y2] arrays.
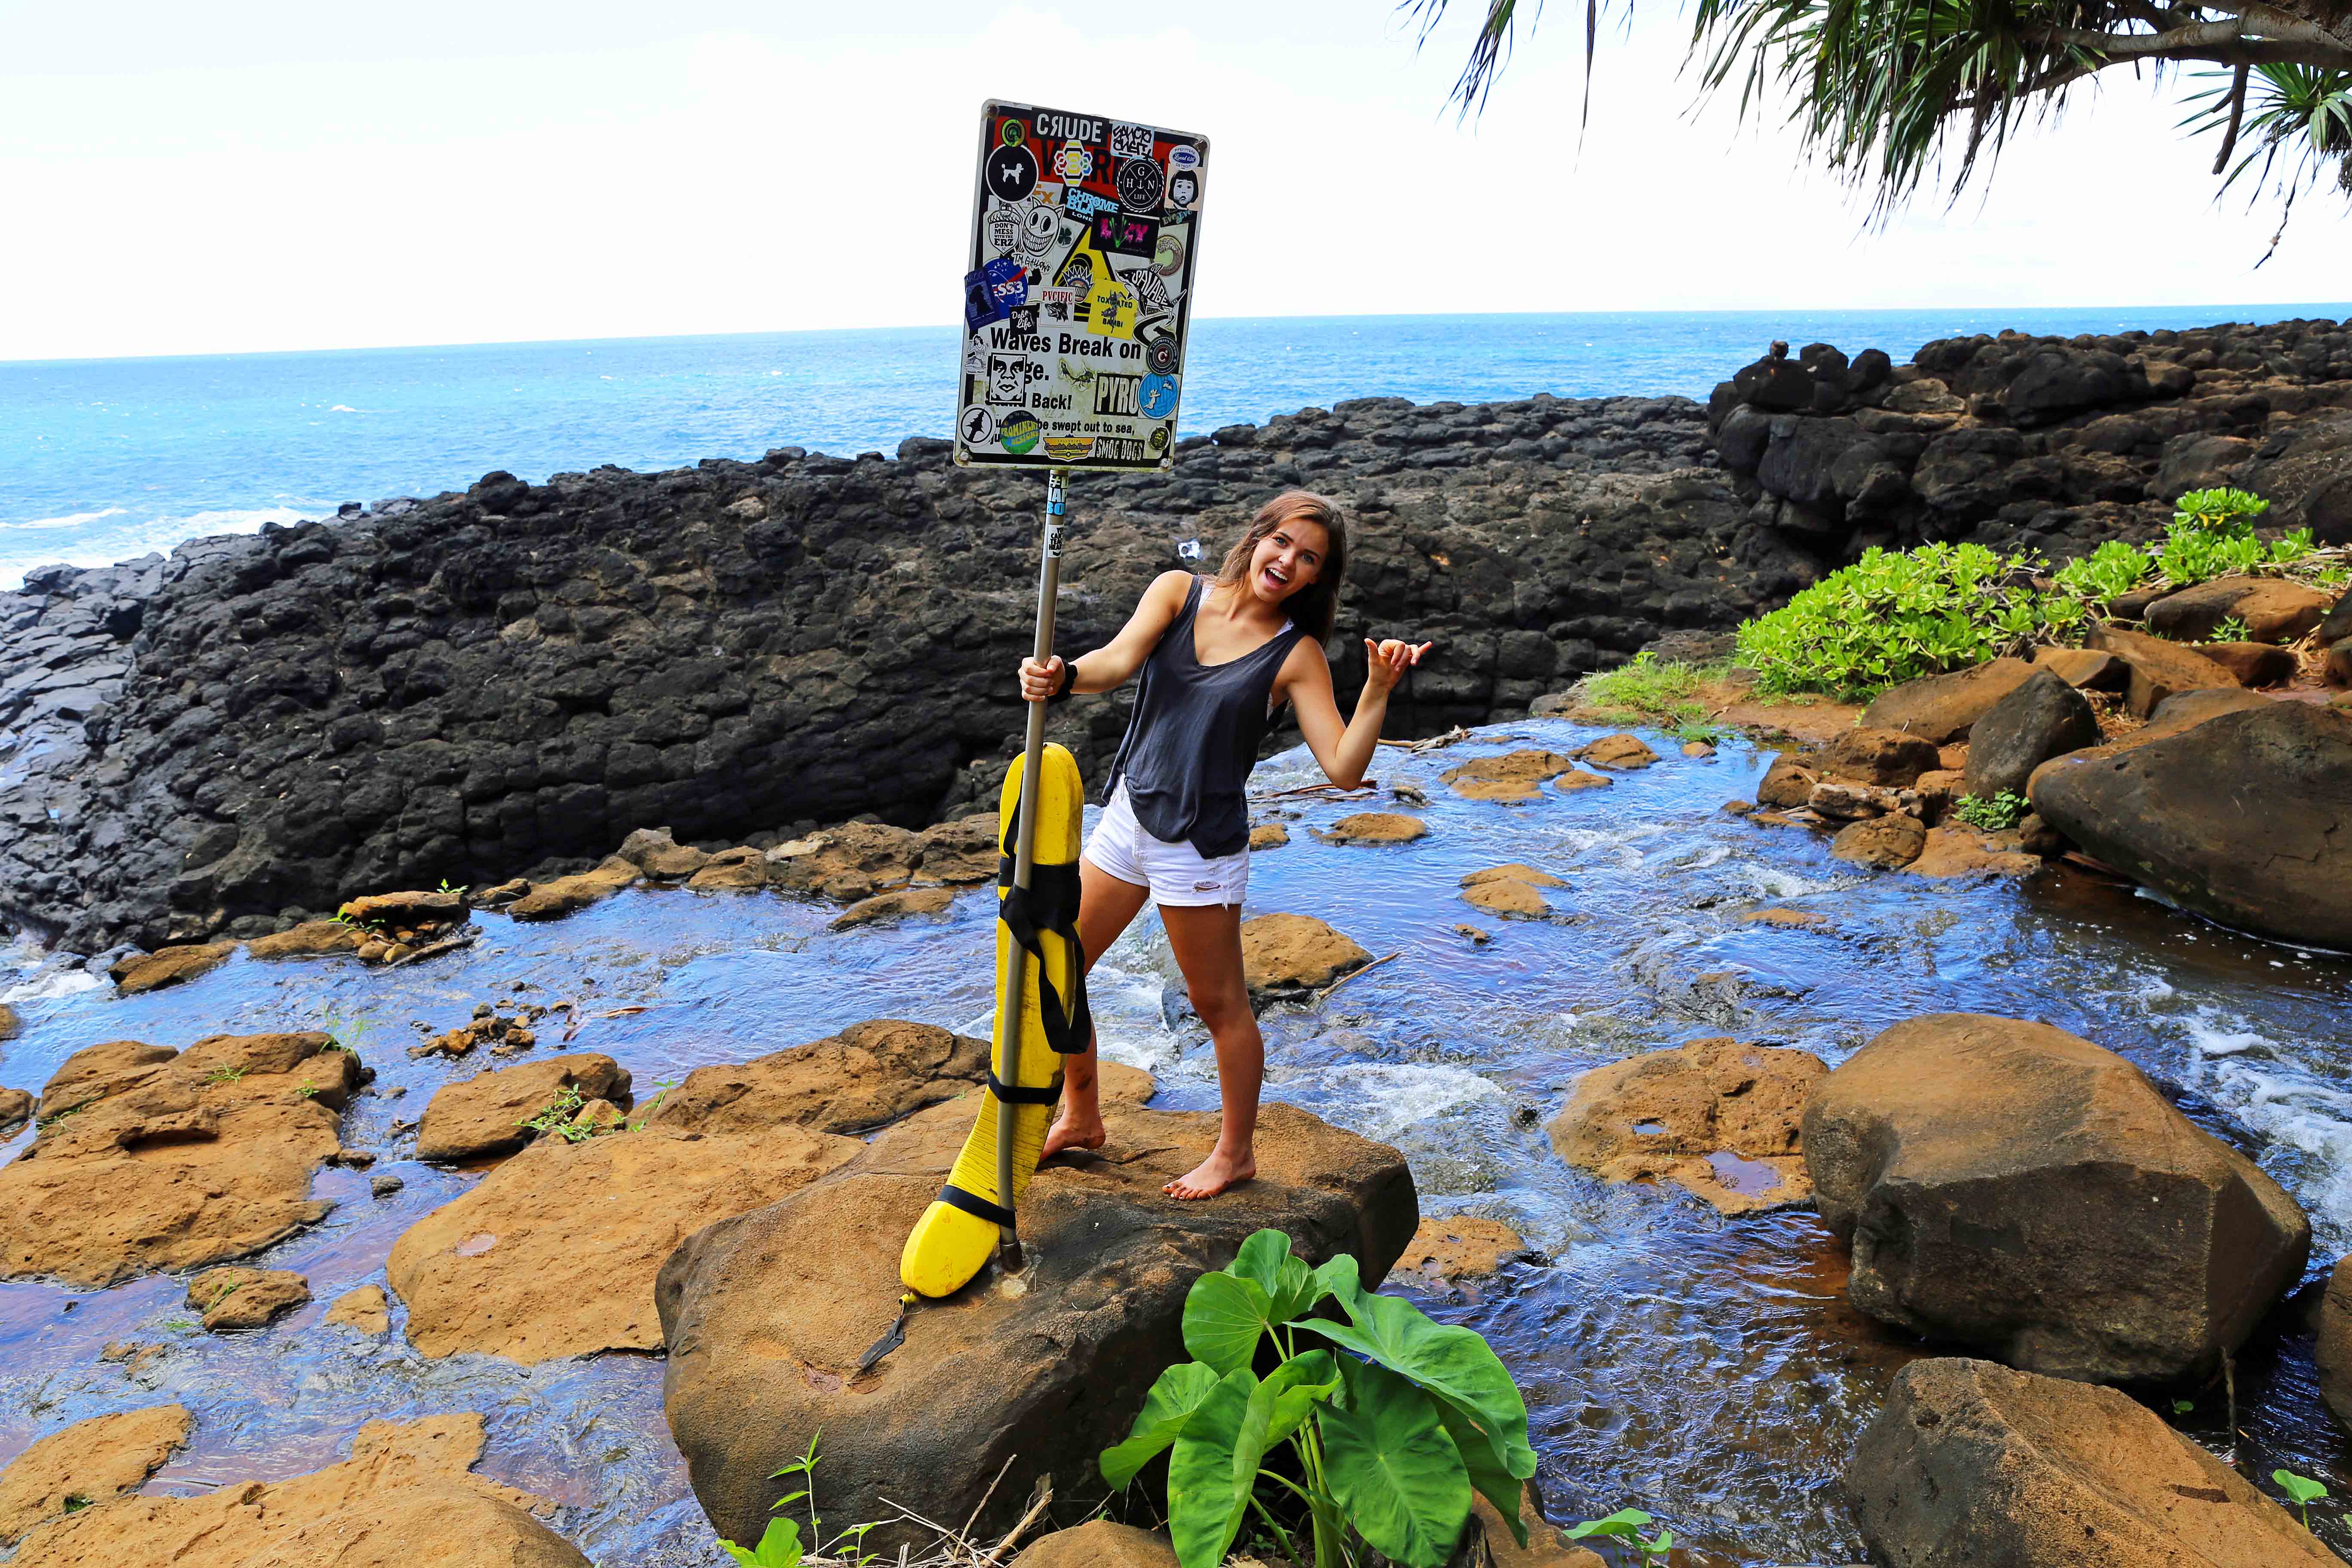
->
[[1158, 901, 1260, 1199], [1039, 854, 1152, 1161]]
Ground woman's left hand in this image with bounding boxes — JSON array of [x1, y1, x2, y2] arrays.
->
[[1362, 637, 1432, 696]]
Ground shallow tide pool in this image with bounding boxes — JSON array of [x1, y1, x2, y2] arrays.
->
[[2, 720, 2347, 1565]]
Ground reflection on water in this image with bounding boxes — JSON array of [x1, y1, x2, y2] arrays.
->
[[1, 720, 2346, 1564]]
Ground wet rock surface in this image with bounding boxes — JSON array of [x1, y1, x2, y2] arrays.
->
[[2030, 701, 2352, 949], [413, 1053, 632, 1162], [1847, 1357, 2337, 1567], [1806, 1014, 2309, 1383], [655, 1087, 1418, 1555], [1237, 911, 1372, 1003], [1547, 1037, 1825, 1214], [0, 1404, 190, 1548], [186, 1265, 311, 1332], [8, 1412, 587, 1568], [0, 1031, 360, 1287], [641, 1019, 989, 1137]]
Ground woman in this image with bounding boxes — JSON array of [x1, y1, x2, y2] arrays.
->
[[1017, 490, 1431, 1199]]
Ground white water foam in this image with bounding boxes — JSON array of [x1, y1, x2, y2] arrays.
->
[[1, 506, 130, 533], [1305, 1062, 1502, 1142], [2, 505, 322, 591], [2173, 1006, 2352, 1240]]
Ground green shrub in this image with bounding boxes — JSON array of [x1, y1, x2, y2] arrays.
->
[[1574, 653, 1724, 741], [1734, 543, 2043, 700], [1954, 791, 2028, 830], [1101, 1228, 1536, 1568], [2049, 539, 2153, 610], [2171, 487, 2269, 534]]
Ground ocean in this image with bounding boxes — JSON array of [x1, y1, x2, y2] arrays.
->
[[5, 304, 2346, 591]]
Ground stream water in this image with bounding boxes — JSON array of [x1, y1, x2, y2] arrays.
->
[[1, 720, 2347, 1566]]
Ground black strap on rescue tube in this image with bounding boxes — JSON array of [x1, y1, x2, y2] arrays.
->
[[996, 853, 1093, 1055], [936, 1183, 1016, 1227], [987, 1069, 1062, 1106]]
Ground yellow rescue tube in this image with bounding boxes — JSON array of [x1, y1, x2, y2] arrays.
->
[[899, 744, 1087, 1298]]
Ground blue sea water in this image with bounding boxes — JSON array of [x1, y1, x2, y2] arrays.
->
[[4, 304, 2346, 591]]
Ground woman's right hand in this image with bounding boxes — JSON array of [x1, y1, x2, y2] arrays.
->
[[1019, 655, 1065, 703]]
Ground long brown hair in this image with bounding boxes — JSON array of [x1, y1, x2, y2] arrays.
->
[[1213, 491, 1348, 644]]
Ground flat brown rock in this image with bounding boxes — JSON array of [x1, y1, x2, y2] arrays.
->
[[1461, 878, 1552, 919], [1735, 907, 1826, 928], [656, 1092, 1418, 1555], [0, 1032, 361, 1289], [10, 1413, 586, 1568], [245, 920, 364, 959], [1831, 813, 1926, 868], [414, 1054, 632, 1163], [2195, 640, 2298, 687], [110, 943, 234, 995], [505, 855, 640, 922], [1904, 826, 2042, 880], [769, 821, 925, 902], [187, 1266, 310, 1332], [1440, 750, 1575, 801], [829, 885, 957, 929], [1319, 812, 1428, 843], [1859, 658, 2039, 744], [389, 1123, 861, 1362], [913, 812, 1004, 884], [1548, 1037, 1825, 1215], [1575, 733, 1658, 770], [1755, 754, 1816, 807], [0, 1404, 190, 1548], [1806, 1014, 2310, 1382], [2032, 646, 2127, 690], [1847, 1358, 2336, 1567], [684, 848, 770, 891], [39, 1040, 175, 1112], [2144, 575, 2335, 644], [1248, 821, 1290, 848], [1398, 1215, 1528, 1281], [2086, 623, 2241, 717], [1238, 913, 1372, 1002], [644, 1020, 989, 1138], [1552, 769, 1612, 792], [325, 1284, 390, 1335], [1819, 727, 1942, 787], [339, 889, 467, 935], [1011, 1521, 1178, 1568], [1462, 864, 1567, 889]]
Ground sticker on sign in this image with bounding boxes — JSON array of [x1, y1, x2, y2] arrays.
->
[[956, 100, 1207, 473]]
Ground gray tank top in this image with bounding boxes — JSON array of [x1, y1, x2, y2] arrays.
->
[[1106, 577, 1306, 858]]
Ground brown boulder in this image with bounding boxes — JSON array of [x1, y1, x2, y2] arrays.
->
[[9, 1413, 585, 1568], [1547, 1037, 1825, 1215], [1472, 1493, 1606, 1568], [2031, 646, 2127, 690], [684, 848, 771, 891], [2194, 640, 2297, 687], [1552, 769, 1611, 792], [505, 855, 641, 921], [0, 1002, 15, 1041], [1755, 754, 1816, 808], [0, 1404, 190, 1548], [1249, 821, 1290, 848], [338, 889, 468, 942], [768, 821, 925, 901], [1847, 1357, 2336, 1567], [616, 826, 710, 879], [0, 1032, 361, 1288], [643, 1019, 989, 1137], [1805, 1014, 2309, 1382], [1441, 750, 1574, 801], [914, 812, 1005, 883], [110, 943, 234, 995], [187, 1266, 310, 1332], [2030, 702, 2352, 950], [244, 920, 364, 959], [1859, 658, 2039, 744], [0, 1088, 32, 1136], [1903, 827, 2041, 880], [1239, 913, 1371, 1003], [1459, 865, 1566, 921], [1961, 669, 2100, 798], [2318, 1255, 2352, 1433], [2085, 623, 2240, 718], [325, 1284, 390, 1335], [1575, 733, 1658, 770], [389, 1123, 860, 1362], [1319, 812, 1429, 843], [1011, 1521, 1178, 1568], [2135, 686, 2278, 742], [829, 885, 957, 929], [1808, 780, 1909, 820], [1820, 727, 1943, 787], [655, 1091, 1417, 1556], [413, 1054, 632, 1162], [1397, 1215, 1530, 1281], [2144, 574, 2336, 644], [1831, 813, 1926, 868], [1908, 768, 1964, 824]]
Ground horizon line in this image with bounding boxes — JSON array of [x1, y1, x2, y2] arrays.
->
[[7, 301, 2349, 371]]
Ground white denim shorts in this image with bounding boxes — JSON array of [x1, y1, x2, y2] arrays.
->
[[1084, 782, 1251, 907]]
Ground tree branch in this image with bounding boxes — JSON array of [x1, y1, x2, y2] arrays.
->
[[2212, 61, 2250, 174]]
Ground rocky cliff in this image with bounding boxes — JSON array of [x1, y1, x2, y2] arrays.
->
[[2, 317, 2346, 953]]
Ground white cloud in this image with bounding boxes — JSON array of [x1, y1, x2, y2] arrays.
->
[[0, 0, 2343, 361]]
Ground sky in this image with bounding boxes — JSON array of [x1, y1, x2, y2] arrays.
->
[[3, 0, 2347, 362]]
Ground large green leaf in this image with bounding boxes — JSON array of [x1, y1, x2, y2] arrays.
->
[[1167, 1369, 1275, 1568], [1321, 1360, 1473, 1568], [1309, 1250, 1361, 1306], [1228, 1229, 1324, 1325], [1296, 1288, 1536, 1482], [1182, 1270, 1274, 1376], [1433, 1394, 1526, 1547], [1100, 1361, 1223, 1489], [1261, 1350, 1339, 1448]]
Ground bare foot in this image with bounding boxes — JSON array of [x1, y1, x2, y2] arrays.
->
[[1164, 1148, 1255, 1200], [1040, 1107, 1106, 1162]]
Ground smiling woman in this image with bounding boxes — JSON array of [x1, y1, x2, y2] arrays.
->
[[1014, 489, 1433, 1200]]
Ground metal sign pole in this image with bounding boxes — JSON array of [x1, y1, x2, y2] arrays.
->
[[994, 466, 1067, 1271]]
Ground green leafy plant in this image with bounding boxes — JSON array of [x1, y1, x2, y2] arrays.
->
[[766, 1431, 878, 1568], [60, 1494, 92, 1515], [296, 1085, 318, 1099], [2049, 539, 2154, 613], [2172, 487, 2271, 535], [319, 1004, 374, 1056], [1954, 791, 2029, 831], [1735, 542, 2042, 699], [2207, 614, 2254, 644], [1574, 653, 1727, 740], [518, 1083, 616, 1144], [2172, 1398, 2195, 1415], [1101, 1228, 1536, 1568], [1564, 1507, 1673, 1564], [202, 1064, 245, 1086], [625, 1079, 679, 1133], [719, 1519, 803, 1568], [2274, 1467, 2329, 1532]]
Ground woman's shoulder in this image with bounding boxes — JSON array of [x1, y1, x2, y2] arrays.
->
[[1141, 568, 1198, 605]]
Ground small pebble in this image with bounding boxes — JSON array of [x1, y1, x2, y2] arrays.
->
[[371, 1174, 405, 1198], [1454, 923, 1492, 945]]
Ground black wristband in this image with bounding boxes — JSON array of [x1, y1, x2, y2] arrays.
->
[[1048, 660, 1078, 703]]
